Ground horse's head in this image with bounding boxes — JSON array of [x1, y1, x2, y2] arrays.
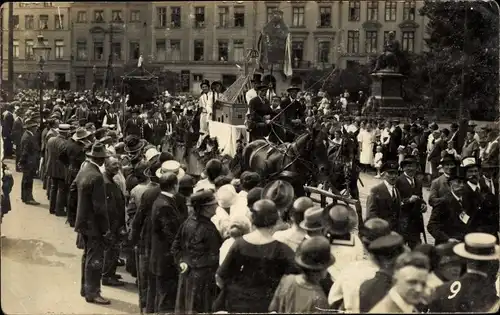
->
[[294, 123, 330, 179]]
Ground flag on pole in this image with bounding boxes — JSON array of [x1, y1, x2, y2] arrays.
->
[[137, 54, 143, 68], [283, 33, 293, 77], [57, 6, 62, 29]]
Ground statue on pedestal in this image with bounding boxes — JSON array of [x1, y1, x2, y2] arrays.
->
[[372, 31, 404, 73]]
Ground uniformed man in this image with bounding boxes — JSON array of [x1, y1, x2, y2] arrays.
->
[[280, 79, 305, 143], [196, 79, 211, 147], [19, 118, 41, 205], [247, 83, 274, 142], [428, 232, 500, 312], [46, 124, 71, 216]]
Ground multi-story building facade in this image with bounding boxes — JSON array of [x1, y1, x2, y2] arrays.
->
[[1, 1, 427, 92], [1, 2, 72, 89]]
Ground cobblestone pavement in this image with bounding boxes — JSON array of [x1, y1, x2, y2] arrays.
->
[[0, 160, 434, 314]]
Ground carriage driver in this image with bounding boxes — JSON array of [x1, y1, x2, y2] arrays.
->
[[247, 83, 275, 142]]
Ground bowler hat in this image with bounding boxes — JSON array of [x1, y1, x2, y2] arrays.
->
[[292, 197, 314, 214], [299, 206, 325, 232], [400, 156, 418, 168], [295, 236, 335, 270], [261, 180, 295, 215], [179, 174, 196, 188], [124, 135, 145, 153], [85, 142, 109, 158], [323, 204, 358, 236], [381, 161, 399, 173], [359, 218, 391, 246], [24, 119, 39, 128], [440, 153, 458, 167], [246, 187, 264, 207], [190, 190, 218, 208], [453, 232, 500, 261], [368, 233, 405, 256]]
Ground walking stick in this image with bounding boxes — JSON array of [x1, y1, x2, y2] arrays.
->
[[134, 246, 144, 315]]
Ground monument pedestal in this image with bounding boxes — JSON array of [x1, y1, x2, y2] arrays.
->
[[370, 70, 405, 117]]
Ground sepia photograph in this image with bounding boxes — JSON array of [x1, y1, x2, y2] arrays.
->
[[0, 0, 499, 313]]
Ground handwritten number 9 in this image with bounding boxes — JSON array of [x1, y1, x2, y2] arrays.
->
[[447, 281, 461, 299]]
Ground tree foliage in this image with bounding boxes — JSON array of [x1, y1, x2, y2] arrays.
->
[[420, 0, 499, 120]]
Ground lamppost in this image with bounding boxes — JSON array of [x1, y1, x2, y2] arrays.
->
[[32, 34, 51, 131], [92, 65, 97, 98]]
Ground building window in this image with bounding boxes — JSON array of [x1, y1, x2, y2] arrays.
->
[[292, 7, 305, 27], [292, 41, 304, 66], [233, 40, 244, 62], [43, 39, 49, 59], [13, 40, 19, 59], [402, 31, 414, 52], [76, 41, 87, 60], [12, 15, 19, 29], [170, 40, 181, 61], [130, 10, 140, 22], [367, 1, 378, 21], [55, 14, 63, 29], [347, 30, 360, 53], [234, 6, 245, 27], [348, 1, 360, 21], [319, 7, 331, 27], [112, 10, 123, 22], [157, 7, 167, 27], [218, 6, 229, 27], [171, 7, 181, 28], [25, 39, 34, 60], [94, 10, 104, 23], [156, 40, 166, 61], [194, 7, 205, 28], [385, 1, 397, 21], [94, 41, 104, 60], [129, 41, 140, 59], [55, 40, 64, 59], [317, 41, 330, 64], [194, 40, 204, 61], [266, 6, 277, 22], [25, 15, 34, 29], [112, 42, 121, 60], [218, 40, 229, 61], [403, 0, 416, 21], [365, 31, 378, 54], [76, 11, 87, 23], [39, 15, 49, 29], [76, 75, 85, 91]]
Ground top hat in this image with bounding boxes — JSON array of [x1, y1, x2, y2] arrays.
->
[[155, 160, 186, 180], [295, 236, 335, 270], [261, 180, 295, 214], [453, 232, 500, 261], [124, 135, 145, 153], [72, 127, 92, 141], [323, 204, 358, 236], [211, 81, 222, 89], [85, 142, 109, 158], [299, 206, 325, 232], [251, 73, 262, 83], [200, 79, 210, 88]]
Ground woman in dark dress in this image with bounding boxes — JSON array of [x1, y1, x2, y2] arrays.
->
[[172, 189, 222, 314], [215, 199, 299, 313], [1, 162, 14, 225]]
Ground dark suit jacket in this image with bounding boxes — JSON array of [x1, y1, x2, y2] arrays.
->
[[429, 273, 499, 312], [366, 182, 402, 233], [1, 111, 14, 136], [395, 174, 426, 240], [12, 117, 24, 145], [103, 173, 126, 234], [46, 135, 68, 180], [483, 140, 499, 166], [19, 130, 40, 173], [129, 183, 161, 253], [248, 96, 274, 139], [428, 138, 447, 163], [71, 161, 109, 236], [359, 270, 393, 313], [428, 174, 452, 208], [280, 97, 305, 141], [149, 193, 186, 276], [388, 126, 402, 154], [427, 195, 471, 244], [124, 118, 142, 137]]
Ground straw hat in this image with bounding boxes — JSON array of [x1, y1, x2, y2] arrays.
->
[[453, 233, 500, 261], [155, 160, 185, 180]]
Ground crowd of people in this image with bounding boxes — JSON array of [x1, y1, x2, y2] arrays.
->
[[1, 79, 499, 313]]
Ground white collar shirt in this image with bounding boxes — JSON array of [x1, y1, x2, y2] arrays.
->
[[388, 287, 416, 313], [468, 181, 479, 192], [384, 180, 395, 197]]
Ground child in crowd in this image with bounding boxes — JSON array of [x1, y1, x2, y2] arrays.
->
[[445, 140, 461, 160], [373, 146, 383, 179]]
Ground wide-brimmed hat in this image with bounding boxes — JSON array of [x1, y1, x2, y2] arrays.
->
[[323, 204, 358, 236], [368, 233, 405, 256], [299, 206, 325, 232], [453, 232, 500, 261], [261, 180, 295, 214], [124, 135, 145, 153], [85, 142, 109, 158], [56, 124, 72, 133], [72, 127, 92, 141], [400, 156, 418, 168], [295, 236, 335, 270], [145, 148, 160, 162], [155, 160, 185, 180]]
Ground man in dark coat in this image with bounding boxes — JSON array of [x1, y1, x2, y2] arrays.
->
[[150, 172, 186, 313], [46, 124, 71, 216], [428, 129, 449, 179], [19, 118, 41, 205], [70, 142, 111, 305], [12, 108, 25, 171], [1, 104, 14, 158], [142, 110, 156, 145], [101, 156, 126, 286], [395, 157, 427, 248], [88, 104, 101, 129], [428, 154, 457, 209], [387, 120, 402, 161], [366, 161, 402, 234], [247, 84, 274, 142], [124, 108, 142, 137], [280, 84, 305, 143]]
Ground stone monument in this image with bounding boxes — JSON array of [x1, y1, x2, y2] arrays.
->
[[369, 31, 406, 116]]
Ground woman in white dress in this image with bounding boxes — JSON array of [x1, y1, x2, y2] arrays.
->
[[358, 123, 375, 170]]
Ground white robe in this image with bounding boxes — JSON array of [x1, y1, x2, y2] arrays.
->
[[358, 129, 374, 165], [198, 93, 210, 134], [245, 88, 257, 104]]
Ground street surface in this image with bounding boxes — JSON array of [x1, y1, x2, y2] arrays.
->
[[0, 159, 433, 314]]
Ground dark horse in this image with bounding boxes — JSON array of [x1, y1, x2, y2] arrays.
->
[[242, 124, 330, 197]]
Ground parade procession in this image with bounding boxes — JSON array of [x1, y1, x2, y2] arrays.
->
[[1, 1, 500, 314]]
